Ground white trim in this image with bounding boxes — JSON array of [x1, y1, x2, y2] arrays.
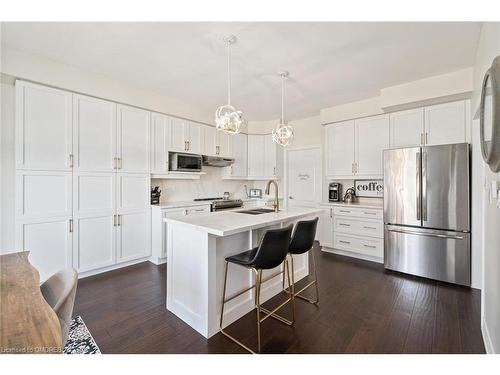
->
[[321, 246, 384, 264], [78, 256, 152, 279], [482, 317, 495, 354]]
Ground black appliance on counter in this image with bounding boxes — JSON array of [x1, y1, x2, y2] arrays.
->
[[151, 186, 161, 205], [194, 197, 243, 212], [329, 182, 342, 202]]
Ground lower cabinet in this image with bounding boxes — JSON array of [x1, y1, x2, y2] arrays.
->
[[320, 204, 384, 263], [116, 210, 151, 262]]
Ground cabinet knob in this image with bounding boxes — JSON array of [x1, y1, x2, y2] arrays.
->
[[289, 196, 293, 199]]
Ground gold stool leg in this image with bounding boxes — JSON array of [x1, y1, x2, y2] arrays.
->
[[255, 269, 262, 353], [286, 256, 295, 324], [287, 250, 320, 305]]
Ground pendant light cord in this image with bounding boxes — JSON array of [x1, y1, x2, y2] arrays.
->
[[227, 40, 231, 106], [281, 73, 286, 124]]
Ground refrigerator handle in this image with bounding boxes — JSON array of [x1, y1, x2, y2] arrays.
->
[[416, 152, 421, 221], [422, 151, 427, 221]]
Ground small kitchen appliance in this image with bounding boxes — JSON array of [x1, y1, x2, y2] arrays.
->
[[169, 152, 202, 172], [343, 188, 356, 203], [194, 197, 243, 212], [329, 183, 342, 202], [151, 186, 161, 205]]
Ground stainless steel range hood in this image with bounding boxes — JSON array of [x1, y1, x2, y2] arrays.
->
[[202, 155, 235, 167]]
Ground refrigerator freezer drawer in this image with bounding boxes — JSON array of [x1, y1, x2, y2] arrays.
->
[[384, 225, 470, 286]]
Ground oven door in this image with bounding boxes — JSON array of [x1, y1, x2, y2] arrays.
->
[[169, 152, 202, 172]]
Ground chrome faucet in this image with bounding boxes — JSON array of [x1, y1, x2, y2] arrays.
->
[[265, 180, 280, 213]]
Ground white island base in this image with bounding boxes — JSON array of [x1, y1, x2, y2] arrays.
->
[[165, 208, 321, 338]]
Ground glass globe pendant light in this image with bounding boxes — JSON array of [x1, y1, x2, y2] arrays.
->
[[272, 71, 294, 146], [215, 35, 246, 134]]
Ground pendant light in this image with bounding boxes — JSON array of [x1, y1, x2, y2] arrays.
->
[[272, 71, 294, 146], [215, 35, 246, 134]]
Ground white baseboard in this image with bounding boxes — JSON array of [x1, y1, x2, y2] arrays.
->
[[321, 246, 383, 264], [482, 317, 495, 354], [149, 257, 166, 265], [78, 256, 151, 279]]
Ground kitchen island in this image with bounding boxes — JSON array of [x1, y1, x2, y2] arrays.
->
[[164, 207, 322, 338]]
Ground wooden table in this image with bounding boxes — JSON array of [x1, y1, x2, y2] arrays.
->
[[0, 252, 62, 354]]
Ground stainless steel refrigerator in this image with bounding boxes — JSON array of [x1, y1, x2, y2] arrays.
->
[[383, 143, 471, 286]]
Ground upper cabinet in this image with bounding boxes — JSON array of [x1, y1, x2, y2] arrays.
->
[[202, 126, 216, 156], [170, 118, 202, 154], [389, 100, 469, 148], [230, 133, 248, 178], [247, 134, 283, 179], [355, 115, 390, 178], [216, 131, 233, 158], [325, 120, 355, 178], [73, 95, 117, 173], [117, 104, 150, 173], [150, 113, 172, 175], [390, 108, 425, 148], [15, 81, 73, 171]]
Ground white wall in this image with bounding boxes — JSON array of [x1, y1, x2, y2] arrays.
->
[[471, 22, 500, 354]]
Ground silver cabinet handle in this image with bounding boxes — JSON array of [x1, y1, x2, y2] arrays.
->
[[187, 140, 191, 151], [273, 167, 276, 175], [339, 210, 351, 213], [416, 152, 421, 221], [289, 196, 294, 199], [117, 158, 122, 170], [113, 157, 117, 169], [330, 208, 332, 218], [426, 132, 429, 144], [422, 151, 427, 221], [339, 223, 351, 227], [363, 226, 377, 230], [420, 133, 424, 145], [339, 240, 351, 244], [387, 228, 464, 240], [69, 219, 73, 233], [363, 211, 377, 215], [363, 244, 376, 249], [69, 154, 74, 168], [117, 215, 122, 226]]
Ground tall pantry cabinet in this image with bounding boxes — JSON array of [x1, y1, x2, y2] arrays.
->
[[15, 81, 151, 281]]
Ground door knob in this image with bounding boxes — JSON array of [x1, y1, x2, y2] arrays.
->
[[289, 196, 294, 199]]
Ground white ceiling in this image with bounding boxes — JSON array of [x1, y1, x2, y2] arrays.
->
[[1, 22, 481, 121]]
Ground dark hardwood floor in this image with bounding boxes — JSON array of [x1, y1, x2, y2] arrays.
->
[[73, 245, 485, 354]]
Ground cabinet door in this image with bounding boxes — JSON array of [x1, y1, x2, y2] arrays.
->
[[247, 135, 265, 178], [117, 210, 151, 262], [171, 118, 188, 152], [325, 121, 355, 177], [15, 81, 73, 170], [72, 172, 116, 272], [231, 133, 248, 177], [151, 113, 171, 174], [264, 134, 277, 177], [320, 208, 334, 249], [116, 173, 150, 212], [73, 95, 116, 172], [216, 131, 233, 157], [16, 217, 72, 282], [202, 126, 217, 156], [355, 114, 390, 178], [117, 105, 150, 173], [424, 101, 466, 146], [390, 108, 425, 148], [187, 122, 202, 154]]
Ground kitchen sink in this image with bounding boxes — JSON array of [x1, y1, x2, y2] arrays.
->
[[235, 208, 276, 215]]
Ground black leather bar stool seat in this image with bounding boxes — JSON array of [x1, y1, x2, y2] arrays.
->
[[219, 225, 295, 353], [284, 217, 320, 304]]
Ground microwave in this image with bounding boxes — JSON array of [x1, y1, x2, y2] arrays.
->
[[169, 152, 202, 172]]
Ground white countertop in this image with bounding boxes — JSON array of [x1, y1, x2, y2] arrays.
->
[[151, 201, 213, 209], [320, 201, 383, 210], [164, 207, 323, 236]]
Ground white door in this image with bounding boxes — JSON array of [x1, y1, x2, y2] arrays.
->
[[390, 108, 425, 148], [117, 105, 150, 173], [264, 134, 277, 177], [325, 120, 355, 177], [286, 147, 322, 208], [187, 122, 202, 154], [16, 217, 73, 282], [355, 114, 390, 178], [231, 133, 248, 177], [73, 95, 116, 172], [424, 101, 466, 146], [320, 207, 334, 248], [171, 118, 188, 152], [151, 113, 172, 174], [72, 172, 116, 272], [247, 135, 265, 178], [15, 81, 73, 171], [202, 126, 216, 156]]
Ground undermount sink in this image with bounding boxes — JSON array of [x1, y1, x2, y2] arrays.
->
[[235, 208, 276, 215]]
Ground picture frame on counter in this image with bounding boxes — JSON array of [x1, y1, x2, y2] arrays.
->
[[354, 179, 384, 198]]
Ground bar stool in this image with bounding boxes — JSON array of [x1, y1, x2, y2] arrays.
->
[[219, 225, 294, 353], [284, 217, 320, 304]]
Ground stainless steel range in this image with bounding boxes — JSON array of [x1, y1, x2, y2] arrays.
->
[[194, 197, 243, 212]]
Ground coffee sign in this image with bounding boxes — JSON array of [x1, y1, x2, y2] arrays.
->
[[354, 180, 383, 198]]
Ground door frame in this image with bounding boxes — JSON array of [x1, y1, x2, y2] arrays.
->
[[284, 145, 323, 208]]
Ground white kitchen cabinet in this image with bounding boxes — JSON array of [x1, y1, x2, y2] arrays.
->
[[150, 113, 172, 174], [216, 131, 233, 158], [325, 120, 355, 178], [230, 133, 248, 177], [15, 81, 73, 171], [117, 210, 151, 263], [424, 100, 467, 146], [264, 134, 283, 178], [202, 126, 217, 156], [73, 95, 116, 172], [171, 118, 202, 154], [355, 114, 390, 178], [247, 135, 265, 178], [319, 206, 334, 249], [117, 104, 150, 173], [16, 217, 73, 282], [390, 108, 425, 148]]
